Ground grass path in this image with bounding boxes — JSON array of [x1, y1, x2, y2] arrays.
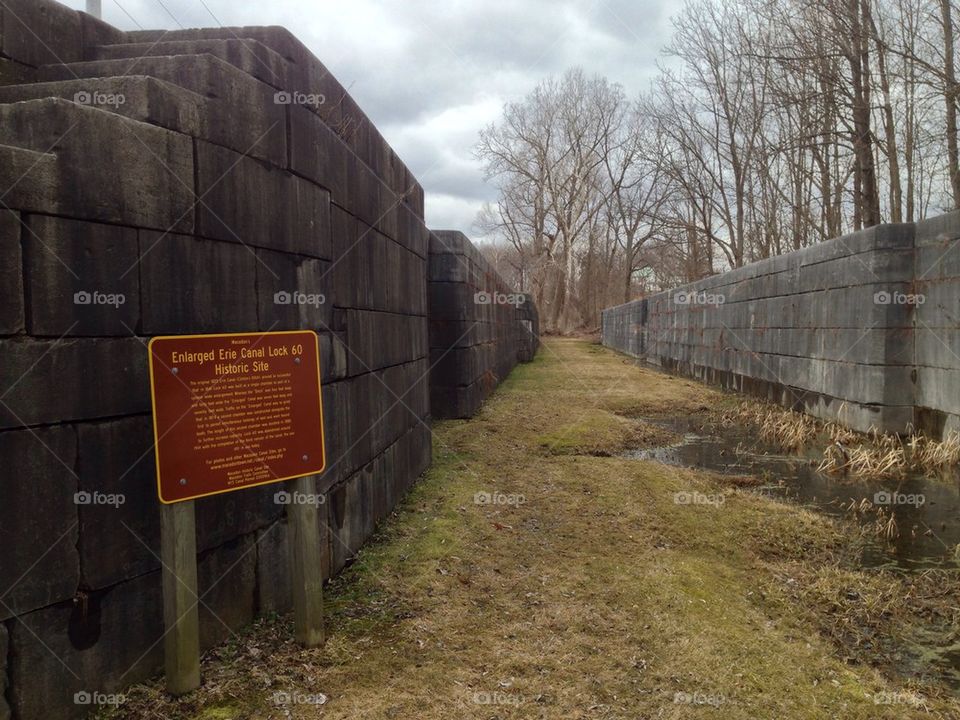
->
[[112, 338, 960, 719]]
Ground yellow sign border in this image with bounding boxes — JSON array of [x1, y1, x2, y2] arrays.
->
[[148, 329, 327, 504]]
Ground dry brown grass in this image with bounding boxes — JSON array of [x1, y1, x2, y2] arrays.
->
[[819, 430, 909, 478], [721, 401, 821, 450], [910, 431, 960, 470], [763, 562, 960, 705], [724, 399, 960, 480]]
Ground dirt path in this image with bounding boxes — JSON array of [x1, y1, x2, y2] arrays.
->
[[110, 338, 960, 719]]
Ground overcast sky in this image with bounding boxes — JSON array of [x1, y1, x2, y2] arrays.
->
[[62, 0, 679, 239]]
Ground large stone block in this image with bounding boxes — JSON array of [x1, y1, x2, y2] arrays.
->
[[40, 54, 287, 166], [397, 207, 429, 259], [93, 38, 290, 89], [0, 57, 35, 86], [337, 95, 372, 168], [7, 571, 164, 720], [195, 141, 331, 258], [345, 154, 380, 228], [431, 382, 483, 420], [289, 105, 349, 200], [314, 382, 347, 493], [915, 210, 960, 246], [429, 282, 482, 322], [329, 465, 374, 573], [430, 344, 492, 387], [332, 224, 427, 315], [254, 522, 292, 615], [77, 416, 159, 590], [23, 215, 139, 337], [914, 277, 960, 328], [430, 319, 494, 349], [255, 249, 333, 331], [0, 98, 194, 231], [406, 178, 425, 219], [340, 374, 375, 476], [374, 182, 400, 241], [195, 483, 284, 553], [0, 144, 59, 214], [797, 248, 914, 294], [429, 250, 472, 283], [0, 0, 82, 67], [0, 623, 8, 720], [344, 310, 428, 376], [917, 367, 960, 416], [0, 426, 79, 621], [430, 229, 471, 256], [140, 230, 259, 334], [0, 74, 284, 167], [916, 240, 960, 282], [0, 212, 23, 334], [0, 338, 148, 429], [125, 26, 345, 125], [318, 331, 348, 383], [369, 360, 429, 454], [78, 11, 125, 58], [198, 536, 256, 651], [916, 328, 960, 370]]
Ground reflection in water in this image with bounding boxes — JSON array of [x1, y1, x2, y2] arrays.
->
[[625, 415, 960, 689], [624, 416, 960, 570]]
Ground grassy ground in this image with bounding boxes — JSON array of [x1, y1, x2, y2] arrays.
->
[[107, 338, 960, 719]]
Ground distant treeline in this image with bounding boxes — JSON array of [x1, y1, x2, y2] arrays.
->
[[477, 0, 960, 331]]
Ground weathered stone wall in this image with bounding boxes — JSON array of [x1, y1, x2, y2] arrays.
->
[[0, 2, 536, 719], [602, 214, 960, 437], [428, 230, 539, 418], [914, 212, 960, 437]]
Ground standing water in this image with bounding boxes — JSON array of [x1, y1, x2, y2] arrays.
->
[[624, 415, 960, 570], [625, 414, 960, 688]]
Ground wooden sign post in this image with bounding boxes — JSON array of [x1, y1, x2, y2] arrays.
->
[[287, 474, 325, 647], [160, 501, 200, 695], [148, 330, 327, 694]]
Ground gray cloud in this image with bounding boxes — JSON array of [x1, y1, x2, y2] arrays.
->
[[62, 0, 680, 237]]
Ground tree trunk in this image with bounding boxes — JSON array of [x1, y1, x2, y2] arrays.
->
[[869, 8, 902, 222], [943, 0, 960, 208], [848, 0, 882, 227]]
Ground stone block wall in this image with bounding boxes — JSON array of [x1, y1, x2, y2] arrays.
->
[[427, 230, 539, 418], [516, 293, 541, 363], [0, 3, 539, 719], [602, 214, 960, 436], [914, 212, 960, 436]]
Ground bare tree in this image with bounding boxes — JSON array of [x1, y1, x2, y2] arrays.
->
[[477, 0, 960, 329]]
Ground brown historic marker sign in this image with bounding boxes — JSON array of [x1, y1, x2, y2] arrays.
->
[[148, 330, 326, 503]]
